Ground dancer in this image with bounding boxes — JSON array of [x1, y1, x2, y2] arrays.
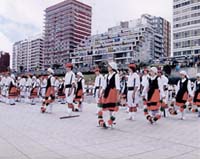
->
[[98, 61, 120, 128], [142, 67, 165, 124], [192, 73, 200, 117], [7, 74, 17, 105], [57, 78, 66, 104], [169, 71, 193, 120], [74, 72, 85, 112], [64, 63, 75, 116], [126, 63, 140, 120], [30, 76, 39, 105], [158, 70, 169, 117], [94, 67, 104, 114], [41, 68, 55, 113]]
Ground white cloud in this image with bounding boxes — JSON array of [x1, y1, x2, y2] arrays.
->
[[0, 32, 12, 53], [0, 19, 39, 42], [0, 0, 172, 51], [0, 0, 61, 32]]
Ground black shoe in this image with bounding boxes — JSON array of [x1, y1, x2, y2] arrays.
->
[[102, 123, 108, 129], [74, 108, 79, 112], [147, 115, 153, 124]]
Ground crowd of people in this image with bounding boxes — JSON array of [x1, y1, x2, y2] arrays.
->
[[0, 61, 200, 129]]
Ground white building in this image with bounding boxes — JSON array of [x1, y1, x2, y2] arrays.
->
[[72, 14, 171, 68], [173, 0, 200, 57], [12, 34, 43, 72]]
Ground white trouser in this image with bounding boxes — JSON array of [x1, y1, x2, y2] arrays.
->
[[65, 88, 74, 104], [127, 91, 137, 108]]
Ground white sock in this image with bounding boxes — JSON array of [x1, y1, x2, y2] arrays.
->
[[67, 108, 72, 116], [49, 104, 53, 112], [132, 112, 136, 119], [128, 112, 132, 119]]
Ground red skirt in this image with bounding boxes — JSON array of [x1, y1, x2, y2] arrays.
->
[[146, 89, 160, 111], [101, 88, 119, 111], [193, 92, 200, 106], [176, 92, 188, 107], [45, 87, 55, 98], [74, 89, 83, 102], [9, 87, 18, 99]]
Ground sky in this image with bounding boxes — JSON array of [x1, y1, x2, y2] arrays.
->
[[0, 0, 173, 53]]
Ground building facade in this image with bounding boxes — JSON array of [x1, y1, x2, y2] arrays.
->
[[0, 51, 10, 73], [72, 14, 171, 68], [12, 35, 43, 72], [152, 16, 171, 57], [173, 0, 200, 57], [43, 0, 92, 68]]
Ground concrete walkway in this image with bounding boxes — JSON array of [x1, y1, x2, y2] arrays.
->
[[0, 99, 200, 159]]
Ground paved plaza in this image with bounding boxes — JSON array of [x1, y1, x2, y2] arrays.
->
[[0, 97, 200, 159]]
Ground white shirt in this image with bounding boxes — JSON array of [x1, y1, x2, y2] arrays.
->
[[94, 74, 104, 88], [127, 72, 140, 89], [1, 77, 6, 86], [41, 78, 47, 88], [19, 78, 26, 87], [160, 75, 169, 86], [6, 77, 15, 87], [64, 71, 75, 86], [103, 72, 120, 91], [0, 78, 3, 87], [141, 74, 149, 87], [26, 78, 32, 87], [55, 79, 60, 88], [36, 79, 41, 87]]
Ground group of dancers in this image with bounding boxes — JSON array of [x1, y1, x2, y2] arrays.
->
[[0, 61, 200, 128], [95, 62, 200, 128], [0, 63, 85, 116]]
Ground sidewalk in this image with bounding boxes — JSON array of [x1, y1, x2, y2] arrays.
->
[[0, 99, 199, 159]]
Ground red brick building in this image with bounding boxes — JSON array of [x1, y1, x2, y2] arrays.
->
[[43, 0, 92, 68], [0, 51, 10, 73]]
